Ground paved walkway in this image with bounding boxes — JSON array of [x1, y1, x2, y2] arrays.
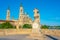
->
[[0, 34, 60, 40]]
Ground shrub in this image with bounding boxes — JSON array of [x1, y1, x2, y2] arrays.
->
[[41, 25, 49, 29], [0, 22, 16, 29], [23, 24, 32, 29]]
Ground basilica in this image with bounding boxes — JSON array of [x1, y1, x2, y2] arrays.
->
[[0, 4, 40, 29]]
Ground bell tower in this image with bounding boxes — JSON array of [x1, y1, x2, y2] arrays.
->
[[18, 3, 24, 29], [20, 4, 24, 14], [6, 7, 10, 21], [19, 3, 24, 20]]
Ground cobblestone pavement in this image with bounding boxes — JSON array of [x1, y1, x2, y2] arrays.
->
[[0, 34, 60, 40]]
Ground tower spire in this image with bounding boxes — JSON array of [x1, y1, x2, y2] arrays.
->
[[6, 6, 10, 21], [20, 3, 23, 14], [7, 5, 10, 10], [19, 3, 24, 20], [20, 3, 23, 7]]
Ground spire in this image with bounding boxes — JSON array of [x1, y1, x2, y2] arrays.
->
[[6, 6, 10, 21], [20, 3, 24, 14], [19, 3, 24, 20], [20, 3, 23, 7], [7, 5, 10, 10]]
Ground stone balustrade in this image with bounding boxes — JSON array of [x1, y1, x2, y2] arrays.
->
[[41, 29, 60, 37], [0, 29, 60, 37]]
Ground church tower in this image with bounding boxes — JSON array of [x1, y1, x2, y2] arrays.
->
[[19, 4, 24, 20], [18, 4, 24, 28], [6, 7, 10, 21], [20, 4, 24, 14]]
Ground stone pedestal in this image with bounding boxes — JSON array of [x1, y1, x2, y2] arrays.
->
[[27, 23, 46, 40], [30, 29, 46, 40]]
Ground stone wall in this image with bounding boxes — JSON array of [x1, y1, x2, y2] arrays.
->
[[0, 29, 32, 36], [41, 29, 60, 37], [0, 29, 60, 37]]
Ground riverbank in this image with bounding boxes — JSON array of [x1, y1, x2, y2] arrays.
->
[[0, 29, 60, 37]]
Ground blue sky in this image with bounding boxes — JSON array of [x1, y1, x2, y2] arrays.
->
[[0, 0, 60, 26]]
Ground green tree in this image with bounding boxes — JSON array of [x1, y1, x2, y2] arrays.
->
[[55, 26, 60, 29], [41, 25, 49, 29], [0, 24, 2, 28], [0, 22, 16, 29], [23, 24, 32, 29]]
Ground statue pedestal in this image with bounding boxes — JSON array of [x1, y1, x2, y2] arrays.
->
[[27, 23, 46, 40], [30, 29, 46, 40]]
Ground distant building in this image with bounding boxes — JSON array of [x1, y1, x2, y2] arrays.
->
[[0, 4, 40, 28]]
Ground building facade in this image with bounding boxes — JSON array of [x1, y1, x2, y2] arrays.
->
[[0, 4, 40, 28]]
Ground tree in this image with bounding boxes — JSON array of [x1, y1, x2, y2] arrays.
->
[[55, 26, 60, 29], [0, 24, 2, 28], [23, 24, 32, 29], [0, 22, 16, 29], [41, 25, 49, 29]]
